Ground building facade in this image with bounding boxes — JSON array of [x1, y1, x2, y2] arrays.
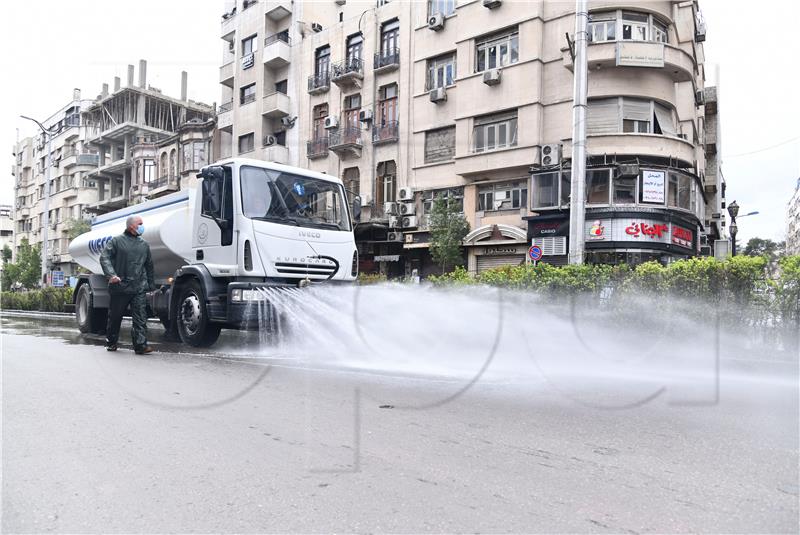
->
[[217, 0, 720, 275], [788, 178, 800, 256], [0, 205, 13, 268]]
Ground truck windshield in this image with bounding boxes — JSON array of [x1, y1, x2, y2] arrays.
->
[[240, 166, 351, 231]]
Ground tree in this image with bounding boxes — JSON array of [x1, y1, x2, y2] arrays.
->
[[65, 218, 91, 240], [428, 194, 470, 274], [1, 239, 42, 290], [743, 237, 783, 259], [1, 244, 12, 265]]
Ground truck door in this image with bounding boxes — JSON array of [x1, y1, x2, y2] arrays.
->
[[192, 166, 237, 276]]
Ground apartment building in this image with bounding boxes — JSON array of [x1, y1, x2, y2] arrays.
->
[[787, 178, 800, 256], [0, 205, 13, 266], [218, 0, 719, 275], [12, 90, 100, 277], [703, 85, 726, 250], [82, 60, 216, 214]]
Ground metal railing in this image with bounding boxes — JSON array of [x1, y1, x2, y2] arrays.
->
[[372, 121, 399, 144], [219, 100, 234, 113], [265, 31, 290, 46], [374, 49, 400, 70], [331, 58, 364, 79], [240, 93, 256, 105], [148, 176, 176, 190], [308, 72, 331, 92], [329, 127, 362, 148], [306, 138, 329, 158]]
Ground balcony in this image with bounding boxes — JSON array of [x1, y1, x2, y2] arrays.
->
[[372, 121, 399, 145], [262, 91, 291, 118], [561, 41, 695, 83], [260, 144, 289, 165], [306, 138, 329, 159], [263, 33, 291, 68], [218, 100, 233, 130], [220, 5, 237, 37], [328, 127, 363, 158], [587, 133, 697, 167], [331, 58, 364, 88], [147, 176, 179, 198], [308, 72, 330, 95], [220, 60, 234, 87], [374, 49, 400, 73], [266, 0, 291, 21]]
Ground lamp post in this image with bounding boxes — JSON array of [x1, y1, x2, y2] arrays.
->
[[20, 115, 56, 286], [727, 200, 740, 256]]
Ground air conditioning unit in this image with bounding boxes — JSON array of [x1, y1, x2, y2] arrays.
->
[[384, 201, 397, 215], [399, 202, 415, 216], [324, 116, 339, 129], [398, 187, 413, 201], [264, 135, 277, 146], [695, 89, 705, 107], [540, 143, 562, 166], [428, 13, 445, 31], [401, 216, 418, 228], [311, 22, 323, 33], [617, 163, 640, 178], [483, 0, 502, 7], [483, 69, 501, 86], [359, 109, 373, 123], [387, 231, 404, 242], [429, 87, 447, 103], [389, 216, 400, 228]]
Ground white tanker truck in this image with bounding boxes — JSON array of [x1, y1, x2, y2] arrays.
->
[[68, 158, 360, 347]]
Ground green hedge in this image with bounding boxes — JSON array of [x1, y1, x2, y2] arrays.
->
[[0, 287, 74, 312]]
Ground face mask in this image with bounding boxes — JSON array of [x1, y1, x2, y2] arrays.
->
[[137, 225, 145, 236]]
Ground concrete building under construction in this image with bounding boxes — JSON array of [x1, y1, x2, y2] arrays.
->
[[82, 60, 216, 214]]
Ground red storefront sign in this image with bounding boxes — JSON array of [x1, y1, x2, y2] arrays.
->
[[671, 225, 693, 248], [625, 222, 669, 239]]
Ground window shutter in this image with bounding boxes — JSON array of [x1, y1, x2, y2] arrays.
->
[[622, 98, 651, 121], [653, 103, 676, 136], [532, 236, 567, 256], [587, 99, 619, 134]]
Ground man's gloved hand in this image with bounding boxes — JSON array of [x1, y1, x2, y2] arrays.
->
[[109, 276, 121, 284]]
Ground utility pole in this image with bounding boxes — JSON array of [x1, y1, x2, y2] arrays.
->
[[568, 0, 588, 265], [20, 115, 53, 287]]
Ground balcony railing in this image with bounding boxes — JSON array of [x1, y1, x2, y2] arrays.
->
[[374, 49, 400, 71], [240, 93, 256, 105], [219, 100, 234, 113], [306, 138, 329, 159], [372, 121, 399, 144], [265, 31, 290, 46], [328, 127, 363, 158], [331, 58, 364, 84], [308, 72, 331, 93]]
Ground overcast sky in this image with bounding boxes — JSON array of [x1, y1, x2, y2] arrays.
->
[[2, 0, 799, 244]]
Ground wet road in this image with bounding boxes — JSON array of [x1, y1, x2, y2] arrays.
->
[[2, 313, 798, 533]]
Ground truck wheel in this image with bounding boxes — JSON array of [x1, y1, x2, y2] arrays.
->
[[176, 280, 221, 347], [76, 285, 107, 334]]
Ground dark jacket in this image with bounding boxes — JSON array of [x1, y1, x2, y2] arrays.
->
[[100, 231, 155, 294]]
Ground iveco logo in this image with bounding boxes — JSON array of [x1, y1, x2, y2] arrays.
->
[[88, 236, 113, 256], [299, 231, 321, 239]]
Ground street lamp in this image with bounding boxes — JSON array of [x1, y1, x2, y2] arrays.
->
[[729, 221, 738, 256], [20, 115, 57, 286]]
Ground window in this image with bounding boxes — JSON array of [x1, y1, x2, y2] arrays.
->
[[160, 153, 168, 178], [424, 126, 456, 163], [588, 98, 676, 136], [143, 159, 155, 183], [473, 110, 517, 153], [614, 175, 636, 204], [343, 94, 361, 130], [586, 169, 611, 204], [242, 35, 257, 57], [312, 103, 329, 140], [621, 11, 649, 41], [343, 167, 360, 201], [184, 141, 206, 171], [428, 0, 454, 17], [380, 19, 399, 57], [588, 12, 616, 42], [652, 19, 668, 43], [423, 187, 463, 215], [476, 28, 519, 72], [427, 53, 456, 90], [377, 161, 396, 205], [478, 181, 527, 211], [240, 83, 256, 105], [622, 98, 651, 133], [531, 171, 563, 208], [377, 84, 398, 127], [346, 33, 363, 64], [239, 133, 255, 154], [275, 80, 288, 94], [315, 46, 331, 78]]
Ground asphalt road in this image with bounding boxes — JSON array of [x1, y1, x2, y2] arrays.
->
[[2, 313, 798, 533]]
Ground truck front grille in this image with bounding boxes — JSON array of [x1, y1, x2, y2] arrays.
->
[[274, 261, 336, 278]]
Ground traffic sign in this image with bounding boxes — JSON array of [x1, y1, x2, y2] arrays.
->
[[528, 245, 543, 262], [51, 270, 65, 287]]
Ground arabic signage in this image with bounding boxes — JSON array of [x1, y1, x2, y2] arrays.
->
[[584, 218, 694, 249], [616, 41, 665, 68], [641, 170, 666, 204], [483, 246, 526, 256], [374, 255, 400, 262]]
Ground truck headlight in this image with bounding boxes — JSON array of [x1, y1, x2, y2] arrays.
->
[[231, 289, 242, 302], [231, 288, 267, 302]]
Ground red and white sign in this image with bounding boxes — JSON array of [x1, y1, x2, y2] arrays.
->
[[584, 218, 694, 249], [671, 225, 693, 248]]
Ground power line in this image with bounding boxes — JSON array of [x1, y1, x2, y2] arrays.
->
[[726, 136, 800, 158]]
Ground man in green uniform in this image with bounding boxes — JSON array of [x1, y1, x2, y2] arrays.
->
[[100, 215, 155, 354]]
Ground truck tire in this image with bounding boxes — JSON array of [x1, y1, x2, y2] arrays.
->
[[75, 284, 107, 335], [176, 279, 221, 347]]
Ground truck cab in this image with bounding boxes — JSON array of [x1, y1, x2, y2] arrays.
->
[[70, 159, 359, 347]]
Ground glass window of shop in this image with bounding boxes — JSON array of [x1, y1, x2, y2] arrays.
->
[[586, 169, 611, 205]]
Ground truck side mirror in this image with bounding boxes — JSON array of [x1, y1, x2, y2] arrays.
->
[[201, 165, 225, 181], [352, 196, 362, 223]]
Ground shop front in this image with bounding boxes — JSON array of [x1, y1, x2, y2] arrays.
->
[[464, 224, 529, 274]]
